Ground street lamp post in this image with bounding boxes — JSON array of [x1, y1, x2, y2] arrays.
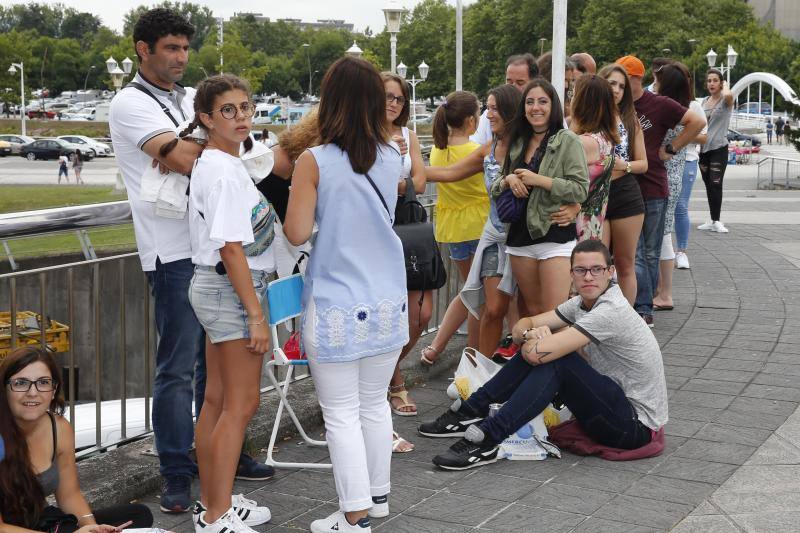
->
[[106, 56, 134, 93], [346, 41, 363, 58], [83, 65, 96, 92], [539, 38, 547, 57], [383, 0, 407, 74], [397, 60, 428, 134], [706, 44, 738, 86], [302, 43, 312, 96], [7, 62, 25, 135]]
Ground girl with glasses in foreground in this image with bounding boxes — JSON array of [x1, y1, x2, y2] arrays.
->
[[0, 347, 153, 532]]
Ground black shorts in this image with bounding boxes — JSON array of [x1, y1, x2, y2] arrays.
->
[[606, 173, 645, 220]]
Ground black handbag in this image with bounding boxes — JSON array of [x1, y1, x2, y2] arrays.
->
[[365, 175, 447, 293], [35, 506, 79, 533]]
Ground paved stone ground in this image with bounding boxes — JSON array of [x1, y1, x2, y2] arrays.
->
[[136, 229, 800, 531]]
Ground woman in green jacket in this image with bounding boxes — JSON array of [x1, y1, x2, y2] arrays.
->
[[491, 78, 589, 316]]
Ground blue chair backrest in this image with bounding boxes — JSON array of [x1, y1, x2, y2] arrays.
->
[[267, 274, 304, 326]]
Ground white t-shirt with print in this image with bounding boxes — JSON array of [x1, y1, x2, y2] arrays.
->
[[685, 100, 708, 162], [109, 73, 195, 271], [189, 149, 275, 272]]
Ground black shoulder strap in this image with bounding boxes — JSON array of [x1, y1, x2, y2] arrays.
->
[[48, 411, 58, 461], [364, 172, 393, 223], [126, 81, 180, 127]]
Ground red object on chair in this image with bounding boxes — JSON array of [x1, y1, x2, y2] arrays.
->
[[282, 331, 306, 360], [548, 419, 665, 461]]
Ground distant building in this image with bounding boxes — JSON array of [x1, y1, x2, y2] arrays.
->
[[278, 18, 355, 32], [746, 0, 800, 40], [232, 12, 270, 23]]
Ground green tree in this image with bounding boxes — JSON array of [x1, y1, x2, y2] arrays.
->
[[123, 2, 216, 51], [60, 10, 102, 44]]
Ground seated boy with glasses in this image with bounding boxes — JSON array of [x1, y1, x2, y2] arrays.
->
[[419, 239, 668, 470]]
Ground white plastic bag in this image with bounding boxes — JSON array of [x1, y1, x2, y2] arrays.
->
[[450, 347, 502, 400], [499, 412, 551, 460]]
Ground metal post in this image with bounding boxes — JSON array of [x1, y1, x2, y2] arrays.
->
[[2, 240, 17, 271], [9, 277, 17, 349], [771, 86, 775, 119], [551, 0, 568, 110], [455, 0, 463, 91], [143, 273, 151, 432], [411, 77, 417, 134], [19, 64, 26, 136], [758, 82, 762, 115], [39, 273, 46, 348], [93, 263, 101, 448], [119, 260, 127, 439], [390, 33, 397, 74], [67, 268, 75, 424]]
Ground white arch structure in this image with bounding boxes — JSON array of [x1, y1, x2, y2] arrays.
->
[[730, 72, 800, 114]]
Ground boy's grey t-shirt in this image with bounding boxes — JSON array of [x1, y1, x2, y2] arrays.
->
[[556, 284, 669, 430]]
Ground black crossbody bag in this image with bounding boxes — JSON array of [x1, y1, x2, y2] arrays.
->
[[364, 174, 447, 294]]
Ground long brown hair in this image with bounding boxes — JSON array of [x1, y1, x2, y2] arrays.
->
[[505, 78, 565, 173], [432, 91, 479, 150], [599, 64, 640, 158], [381, 72, 410, 127], [0, 347, 65, 528], [570, 74, 621, 145], [318, 57, 389, 174], [159, 74, 254, 158], [655, 63, 692, 107], [487, 84, 522, 142]]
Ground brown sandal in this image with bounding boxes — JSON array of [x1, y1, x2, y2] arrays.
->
[[388, 385, 417, 416]]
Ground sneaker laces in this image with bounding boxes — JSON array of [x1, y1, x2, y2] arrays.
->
[[449, 438, 478, 455]]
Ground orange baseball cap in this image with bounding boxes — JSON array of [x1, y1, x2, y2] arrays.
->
[[616, 55, 645, 78]]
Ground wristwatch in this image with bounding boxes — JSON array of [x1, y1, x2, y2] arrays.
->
[[625, 161, 632, 174], [665, 143, 677, 155]]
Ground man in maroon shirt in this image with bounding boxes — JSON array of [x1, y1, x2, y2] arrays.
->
[[616, 56, 704, 327]]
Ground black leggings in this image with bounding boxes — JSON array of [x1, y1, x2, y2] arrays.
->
[[698, 146, 728, 222]]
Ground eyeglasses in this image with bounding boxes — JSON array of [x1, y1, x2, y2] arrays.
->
[[386, 93, 406, 106], [207, 101, 255, 120], [6, 377, 57, 392], [570, 266, 610, 277]]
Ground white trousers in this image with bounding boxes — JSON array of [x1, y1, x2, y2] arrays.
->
[[306, 348, 401, 512]]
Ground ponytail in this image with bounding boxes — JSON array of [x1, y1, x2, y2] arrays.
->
[[158, 117, 201, 158], [430, 91, 480, 150], [432, 103, 449, 150]]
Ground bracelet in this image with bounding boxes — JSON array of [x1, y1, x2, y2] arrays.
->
[[247, 317, 265, 326], [80, 513, 95, 519]]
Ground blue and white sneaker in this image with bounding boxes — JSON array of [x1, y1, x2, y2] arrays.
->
[[310, 511, 371, 532], [193, 495, 270, 527]]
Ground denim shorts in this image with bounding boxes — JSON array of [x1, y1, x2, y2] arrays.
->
[[480, 243, 501, 279], [188, 266, 268, 344], [448, 239, 480, 261]]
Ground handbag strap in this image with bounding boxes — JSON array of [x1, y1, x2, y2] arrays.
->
[[364, 172, 394, 224]]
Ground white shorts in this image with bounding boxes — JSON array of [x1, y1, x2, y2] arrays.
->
[[506, 239, 576, 260]]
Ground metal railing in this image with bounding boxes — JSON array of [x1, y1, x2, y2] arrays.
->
[[756, 156, 800, 190], [1, 194, 460, 459]]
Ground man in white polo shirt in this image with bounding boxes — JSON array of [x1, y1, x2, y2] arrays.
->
[[110, 8, 272, 514]]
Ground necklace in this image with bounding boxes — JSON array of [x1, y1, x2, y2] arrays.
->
[[533, 127, 549, 134]]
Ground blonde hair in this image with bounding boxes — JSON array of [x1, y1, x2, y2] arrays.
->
[[278, 107, 321, 162]]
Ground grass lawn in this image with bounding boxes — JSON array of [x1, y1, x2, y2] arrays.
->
[[0, 185, 136, 259]]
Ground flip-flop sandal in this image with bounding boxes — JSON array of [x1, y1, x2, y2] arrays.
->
[[653, 304, 674, 311], [392, 431, 415, 453], [420, 345, 441, 366], [388, 388, 418, 416]]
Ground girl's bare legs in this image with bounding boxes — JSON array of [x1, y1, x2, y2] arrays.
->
[[653, 259, 675, 308], [607, 215, 644, 305], [389, 290, 433, 413], [478, 276, 511, 357], [510, 255, 542, 316], [537, 256, 572, 311], [421, 257, 477, 362]]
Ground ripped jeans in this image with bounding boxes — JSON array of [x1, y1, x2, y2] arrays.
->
[[698, 146, 728, 222]]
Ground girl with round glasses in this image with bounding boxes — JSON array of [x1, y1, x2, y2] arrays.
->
[[0, 346, 153, 532]]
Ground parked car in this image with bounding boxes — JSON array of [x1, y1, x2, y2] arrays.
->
[[737, 102, 772, 115], [0, 140, 12, 157], [727, 129, 762, 150], [19, 138, 94, 161], [0, 134, 37, 154], [58, 135, 112, 157]]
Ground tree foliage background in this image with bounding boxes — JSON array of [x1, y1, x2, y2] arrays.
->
[[1, 0, 798, 106]]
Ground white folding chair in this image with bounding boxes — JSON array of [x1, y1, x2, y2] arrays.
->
[[263, 273, 331, 470]]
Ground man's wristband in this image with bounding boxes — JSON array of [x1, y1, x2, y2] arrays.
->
[[665, 143, 677, 155]]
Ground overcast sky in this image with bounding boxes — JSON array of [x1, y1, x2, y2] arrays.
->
[[14, 0, 476, 34]]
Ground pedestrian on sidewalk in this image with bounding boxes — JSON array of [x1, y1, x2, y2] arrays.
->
[[783, 120, 792, 146], [283, 56, 409, 533], [176, 74, 274, 533], [109, 8, 272, 516], [418, 240, 668, 471], [698, 69, 734, 234], [0, 347, 154, 532], [418, 91, 486, 365], [775, 116, 784, 144], [57, 152, 69, 183], [71, 149, 84, 185], [766, 120, 773, 144], [617, 55, 704, 328], [598, 64, 648, 306]]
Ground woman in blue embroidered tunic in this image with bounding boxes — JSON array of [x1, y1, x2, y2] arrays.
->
[[284, 57, 408, 533]]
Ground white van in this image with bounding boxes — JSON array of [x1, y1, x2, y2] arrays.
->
[[253, 103, 281, 125]]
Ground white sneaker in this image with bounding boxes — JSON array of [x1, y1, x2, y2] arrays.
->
[[310, 510, 371, 533], [195, 508, 258, 533], [712, 221, 729, 233], [368, 495, 389, 518], [194, 496, 271, 527], [697, 220, 714, 230], [675, 252, 690, 270]]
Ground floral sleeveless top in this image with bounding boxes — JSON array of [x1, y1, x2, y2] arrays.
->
[[578, 132, 615, 241]]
